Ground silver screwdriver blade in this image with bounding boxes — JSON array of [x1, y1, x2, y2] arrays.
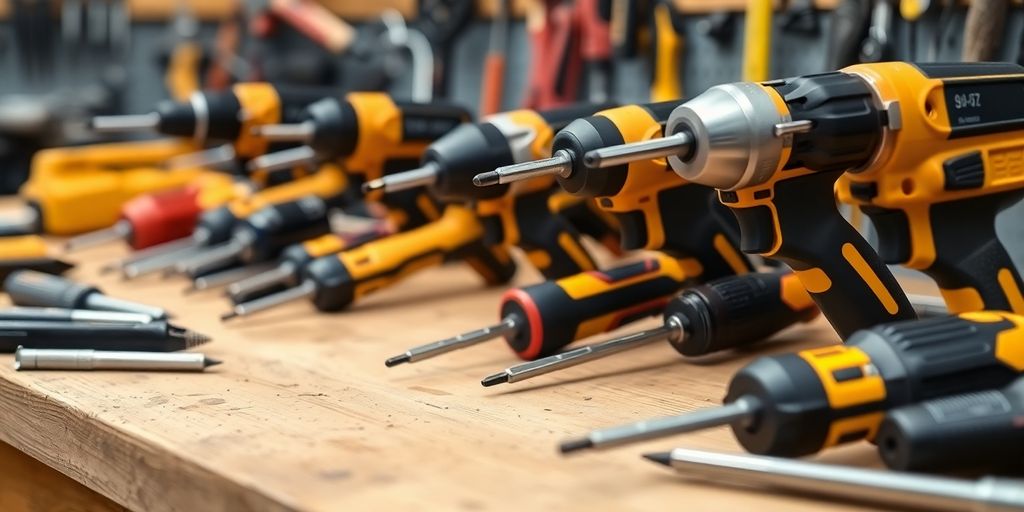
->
[[188, 262, 276, 293], [173, 240, 244, 278], [225, 262, 297, 300], [362, 162, 440, 194], [121, 243, 200, 279], [251, 121, 315, 142], [246, 146, 318, 173], [221, 280, 317, 321], [646, 448, 1024, 512], [583, 132, 693, 169], [482, 324, 673, 386], [559, 396, 761, 454], [164, 144, 237, 171], [385, 317, 519, 367], [473, 149, 574, 187], [63, 220, 131, 252], [89, 112, 160, 133]]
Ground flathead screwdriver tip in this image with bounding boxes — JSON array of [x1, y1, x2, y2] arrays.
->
[[385, 354, 411, 367], [559, 438, 594, 454], [480, 371, 510, 387], [204, 357, 223, 368], [473, 171, 500, 187], [220, 310, 239, 322], [642, 452, 673, 467]]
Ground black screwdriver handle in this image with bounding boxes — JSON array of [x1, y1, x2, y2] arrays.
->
[[0, 320, 172, 352], [666, 271, 820, 357], [4, 270, 97, 309], [875, 376, 1024, 473]]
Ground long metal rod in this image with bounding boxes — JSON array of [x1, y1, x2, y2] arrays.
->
[[385, 317, 519, 367], [473, 150, 574, 186], [89, 112, 160, 133], [482, 325, 672, 386], [648, 448, 1024, 512], [251, 121, 316, 142], [362, 162, 440, 193], [246, 146, 318, 173], [221, 280, 318, 321], [560, 396, 761, 454], [582, 132, 692, 169]]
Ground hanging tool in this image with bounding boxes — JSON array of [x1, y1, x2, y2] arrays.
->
[[560, 310, 1024, 456], [263, 0, 357, 56], [63, 174, 238, 253], [481, 271, 818, 386], [15, 347, 221, 372], [9, 139, 207, 236], [0, 307, 153, 324], [743, 0, 773, 81], [610, 0, 642, 60], [523, 0, 584, 109], [416, 0, 475, 99], [825, 0, 872, 68], [363, 103, 615, 280], [90, 83, 343, 170], [778, 0, 820, 35], [221, 205, 517, 320], [386, 252, 695, 366], [247, 93, 470, 178], [648, 0, 685, 101], [117, 165, 348, 279], [644, 448, 1024, 512], [875, 376, 1024, 474], [5, 270, 168, 320], [859, 0, 894, 63], [0, 320, 209, 352], [0, 236, 74, 281], [475, 101, 755, 282], [480, 0, 510, 115], [962, 0, 1009, 61], [577, 0, 615, 103], [171, 194, 341, 278], [221, 229, 387, 301]]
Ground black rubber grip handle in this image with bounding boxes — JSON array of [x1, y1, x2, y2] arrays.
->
[[240, 196, 334, 263], [666, 271, 819, 357], [875, 376, 1024, 473], [4, 270, 97, 309], [0, 320, 170, 352], [499, 254, 691, 360], [866, 190, 1024, 314], [489, 188, 597, 280], [731, 170, 916, 338]]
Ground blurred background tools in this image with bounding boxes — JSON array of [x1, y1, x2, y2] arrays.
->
[[15, 347, 220, 372], [0, 319, 210, 352], [643, 448, 1024, 511], [0, 235, 74, 280]]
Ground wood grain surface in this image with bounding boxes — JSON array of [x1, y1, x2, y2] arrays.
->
[[0, 229, 939, 511]]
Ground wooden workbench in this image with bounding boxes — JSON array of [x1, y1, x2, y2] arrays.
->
[[0, 236, 938, 511]]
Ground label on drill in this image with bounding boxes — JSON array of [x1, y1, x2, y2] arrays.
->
[[944, 78, 1024, 138]]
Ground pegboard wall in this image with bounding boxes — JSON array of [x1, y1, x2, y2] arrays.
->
[[1, 6, 1023, 116]]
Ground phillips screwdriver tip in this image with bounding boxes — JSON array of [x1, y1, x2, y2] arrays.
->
[[480, 372, 510, 387], [204, 357, 223, 368], [473, 172, 500, 187], [559, 438, 594, 454], [642, 452, 673, 467], [362, 179, 385, 194], [385, 354, 411, 367]]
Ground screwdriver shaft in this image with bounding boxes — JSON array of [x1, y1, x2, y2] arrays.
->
[[164, 144, 237, 171], [64, 220, 131, 252], [487, 324, 673, 385], [362, 162, 440, 193], [561, 396, 761, 453], [190, 262, 276, 293], [648, 448, 1024, 512], [246, 146, 318, 173], [251, 121, 316, 142], [15, 347, 220, 372], [90, 113, 161, 133], [473, 149, 574, 186], [221, 280, 318, 321], [583, 132, 693, 168], [83, 293, 168, 320], [174, 240, 245, 277], [386, 317, 519, 367], [225, 262, 297, 299]]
